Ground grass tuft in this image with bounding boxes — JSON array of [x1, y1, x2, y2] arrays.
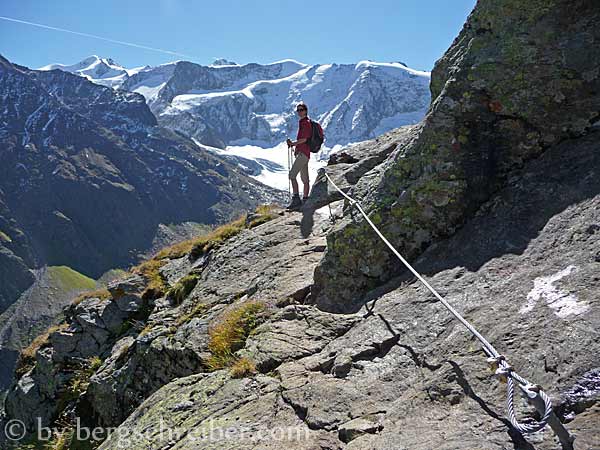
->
[[47, 356, 105, 449], [247, 204, 279, 228], [230, 357, 256, 378], [0, 230, 12, 243], [154, 238, 199, 261], [189, 216, 247, 260], [154, 204, 279, 261], [207, 301, 266, 371], [46, 429, 73, 450], [68, 356, 102, 398], [167, 274, 199, 305], [89, 355, 103, 371], [254, 204, 277, 216], [57, 356, 103, 417], [131, 259, 168, 299]]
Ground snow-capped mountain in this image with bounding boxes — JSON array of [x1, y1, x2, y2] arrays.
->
[[131, 59, 431, 149], [40, 56, 431, 190], [42, 56, 431, 149], [39, 55, 147, 88]]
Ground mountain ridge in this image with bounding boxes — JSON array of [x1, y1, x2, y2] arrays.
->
[[40, 56, 431, 149]]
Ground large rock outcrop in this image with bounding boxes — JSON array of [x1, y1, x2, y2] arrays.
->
[[4, 124, 599, 449], [0, 266, 100, 391], [313, 0, 600, 312], [1, 204, 350, 439]]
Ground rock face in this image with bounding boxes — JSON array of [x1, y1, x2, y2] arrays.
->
[[85, 206, 343, 428], [3, 274, 149, 431], [313, 0, 600, 312], [1, 205, 349, 439], [3, 1, 600, 449], [0, 245, 34, 313], [3, 135, 600, 448], [99, 371, 343, 449], [4, 131, 600, 449], [89, 128, 599, 450], [0, 54, 283, 310]]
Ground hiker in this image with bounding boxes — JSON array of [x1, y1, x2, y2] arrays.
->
[[286, 101, 312, 210]]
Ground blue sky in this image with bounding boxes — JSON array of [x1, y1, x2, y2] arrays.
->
[[0, 0, 475, 71]]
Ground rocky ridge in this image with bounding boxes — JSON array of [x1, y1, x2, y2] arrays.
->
[[3, 125, 599, 448], [0, 266, 125, 393], [0, 54, 284, 406]]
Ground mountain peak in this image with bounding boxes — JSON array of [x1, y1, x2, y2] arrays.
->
[[39, 55, 110, 71], [39, 55, 129, 88], [78, 55, 100, 66], [211, 58, 238, 66], [268, 58, 306, 67]]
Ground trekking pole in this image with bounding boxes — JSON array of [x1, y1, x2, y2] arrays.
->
[[287, 143, 292, 201]]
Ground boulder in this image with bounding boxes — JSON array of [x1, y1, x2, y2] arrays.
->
[[108, 274, 146, 312]]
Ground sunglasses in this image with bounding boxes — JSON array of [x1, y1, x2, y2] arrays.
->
[[296, 108, 306, 112]]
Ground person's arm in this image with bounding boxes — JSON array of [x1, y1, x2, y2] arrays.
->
[[288, 138, 308, 146]]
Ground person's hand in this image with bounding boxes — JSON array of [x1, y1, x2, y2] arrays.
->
[[286, 138, 293, 148]]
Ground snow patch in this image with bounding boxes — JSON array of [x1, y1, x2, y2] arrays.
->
[[314, 200, 344, 220], [134, 81, 167, 102], [196, 140, 328, 191], [354, 60, 431, 77], [521, 265, 590, 318]]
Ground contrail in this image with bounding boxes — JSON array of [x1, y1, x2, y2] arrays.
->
[[0, 16, 197, 60]]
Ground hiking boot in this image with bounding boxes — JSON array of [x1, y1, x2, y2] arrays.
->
[[286, 195, 302, 211]]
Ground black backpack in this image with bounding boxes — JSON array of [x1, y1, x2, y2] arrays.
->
[[308, 119, 324, 153]]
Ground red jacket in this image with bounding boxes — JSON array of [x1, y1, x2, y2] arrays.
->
[[296, 117, 311, 159]]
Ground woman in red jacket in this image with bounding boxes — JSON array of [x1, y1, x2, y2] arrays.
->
[[286, 101, 311, 210]]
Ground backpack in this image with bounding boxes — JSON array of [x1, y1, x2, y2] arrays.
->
[[308, 119, 324, 153]]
